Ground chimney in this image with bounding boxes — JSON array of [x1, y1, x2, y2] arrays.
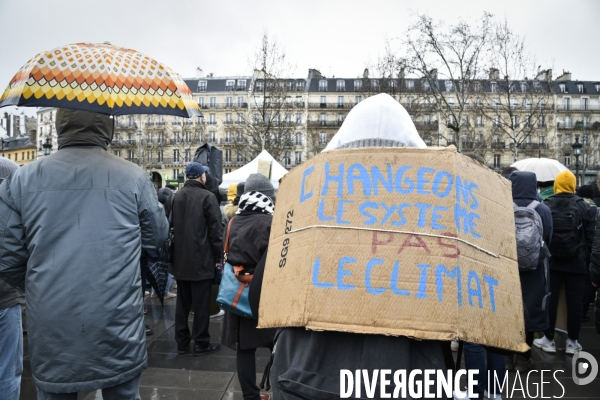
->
[[363, 68, 369, 79], [556, 70, 571, 81], [20, 113, 26, 136], [429, 69, 438, 80], [489, 68, 499, 80], [196, 67, 203, 78]]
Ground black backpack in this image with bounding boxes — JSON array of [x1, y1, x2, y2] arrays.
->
[[545, 195, 582, 258]]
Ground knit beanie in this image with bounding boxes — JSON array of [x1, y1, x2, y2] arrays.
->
[[157, 187, 173, 205], [576, 185, 594, 199], [0, 156, 19, 184], [228, 183, 238, 203], [236, 182, 246, 197], [244, 173, 274, 198], [554, 170, 576, 195]]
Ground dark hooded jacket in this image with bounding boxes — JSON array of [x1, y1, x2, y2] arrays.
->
[[0, 109, 169, 393], [509, 171, 553, 332]]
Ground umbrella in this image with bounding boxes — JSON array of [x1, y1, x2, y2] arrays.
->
[[0, 42, 201, 117], [511, 158, 568, 182], [146, 259, 169, 305]]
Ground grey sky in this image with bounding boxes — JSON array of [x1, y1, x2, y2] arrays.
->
[[1, 0, 599, 117]]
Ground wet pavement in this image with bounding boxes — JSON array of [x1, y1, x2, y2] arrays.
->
[[19, 292, 600, 399]]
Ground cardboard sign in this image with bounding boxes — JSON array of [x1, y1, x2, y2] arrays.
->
[[259, 147, 527, 352]]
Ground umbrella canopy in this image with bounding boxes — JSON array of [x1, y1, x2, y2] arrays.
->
[[0, 42, 201, 117], [511, 157, 569, 182]]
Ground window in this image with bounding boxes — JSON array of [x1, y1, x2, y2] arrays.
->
[[237, 96, 244, 107], [578, 84, 583, 93], [511, 116, 519, 128], [493, 98, 499, 109], [296, 81, 304, 91], [320, 113, 326, 125], [448, 115, 456, 126], [157, 132, 164, 144], [371, 80, 379, 90], [185, 149, 191, 162], [564, 154, 571, 167], [295, 133, 302, 145], [336, 80, 345, 91], [494, 115, 500, 127], [225, 131, 231, 143], [539, 115, 545, 128], [226, 80, 235, 90], [445, 81, 453, 92], [407, 96, 414, 107], [337, 114, 344, 124], [319, 80, 327, 91], [596, 84, 600, 93], [295, 96, 302, 106], [563, 98, 570, 111], [209, 97, 216, 108], [584, 116, 590, 127], [354, 80, 362, 91], [285, 96, 291, 105], [493, 154, 501, 168], [423, 114, 431, 124], [147, 115, 153, 123], [320, 96, 326, 107], [225, 149, 231, 162], [537, 98, 545, 109], [114, 150, 121, 157], [255, 81, 264, 91], [127, 150, 134, 161], [338, 96, 344, 108], [157, 150, 163, 162], [185, 131, 191, 142], [422, 81, 430, 91], [284, 151, 291, 167], [237, 113, 244, 123], [524, 99, 531, 110], [319, 132, 327, 144], [172, 169, 180, 180], [520, 82, 528, 92], [448, 97, 455, 108], [225, 113, 232, 123], [226, 97, 233, 107], [295, 113, 302, 124], [565, 115, 572, 128], [559, 83, 567, 93], [209, 114, 216, 125], [525, 115, 531, 127], [538, 136, 545, 145], [582, 98, 589, 111], [510, 98, 518, 108], [198, 81, 207, 91], [237, 151, 243, 162], [174, 132, 180, 143], [295, 151, 302, 164], [406, 80, 414, 90], [490, 82, 497, 93], [476, 115, 483, 127], [355, 96, 362, 104], [209, 131, 216, 142], [237, 80, 246, 89], [525, 135, 531, 144]]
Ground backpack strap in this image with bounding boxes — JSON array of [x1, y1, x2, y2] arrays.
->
[[527, 200, 540, 210], [224, 217, 235, 254]]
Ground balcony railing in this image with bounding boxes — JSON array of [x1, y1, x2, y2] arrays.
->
[[307, 120, 344, 127], [557, 104, 600, 111], [307, 102, 355, 110]]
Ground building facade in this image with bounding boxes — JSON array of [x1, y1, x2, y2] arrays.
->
[[36, 69, 600, 187]]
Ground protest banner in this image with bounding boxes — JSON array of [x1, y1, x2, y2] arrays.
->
[[258, 146, 527, 352]]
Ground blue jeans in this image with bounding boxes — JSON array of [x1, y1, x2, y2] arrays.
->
[[463, 342, 506, 398], [36, 373, 142, 400], [0, 304, 23, 400]]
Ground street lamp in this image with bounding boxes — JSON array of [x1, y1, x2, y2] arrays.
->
[[42, 137, 52, 156], [572, 135, 583, 187]]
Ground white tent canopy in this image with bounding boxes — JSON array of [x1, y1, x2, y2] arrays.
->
[[219, 149, 289, 190]]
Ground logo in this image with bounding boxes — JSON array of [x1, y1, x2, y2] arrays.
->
[[572, 351, 598, 385]]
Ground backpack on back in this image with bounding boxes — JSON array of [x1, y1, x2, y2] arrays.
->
[[514, 200, 545, 271], [545, 195, 582, 258]]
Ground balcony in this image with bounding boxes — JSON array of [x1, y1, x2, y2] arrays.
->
[[413, 121, 438, 130], [307, 102, 354, 110], [557, 104, 600, 111], [491, 142, 506, 149], [307, 120, 344, 128]]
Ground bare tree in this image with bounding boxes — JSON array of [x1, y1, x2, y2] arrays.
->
[[475, 19, 554, 163], [232, 33, 301, 165], [403, 12, 493, 152]]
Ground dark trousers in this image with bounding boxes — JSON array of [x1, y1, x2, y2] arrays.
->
[[175, 279, 212, 348], [544, 270, 585, 341], [582, 274, 597, 318], [237, 347, 260, 400]]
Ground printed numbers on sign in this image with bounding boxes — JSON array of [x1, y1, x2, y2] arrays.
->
[[280, 210, 294, 268]]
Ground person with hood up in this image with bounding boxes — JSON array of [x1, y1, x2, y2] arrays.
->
[[249, 94, 449, 399], [0, 157, 23, 400], [534, 170, 595, 354], [0, 109, 169, 399], [221, 173, 277, 400], [223, 182, 244, 226], [507, 171, 553, 372]]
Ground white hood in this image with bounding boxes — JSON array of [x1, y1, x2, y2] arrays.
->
[[323, 93, 427, 151]]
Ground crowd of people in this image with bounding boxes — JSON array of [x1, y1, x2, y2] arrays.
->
[[0, 95, 599, 399]]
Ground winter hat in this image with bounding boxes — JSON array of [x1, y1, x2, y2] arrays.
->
[[554, 170, 576, 195], [0, 157, 19, 184], [157, 187, 173, 205], [236, 182, 246, 197], [244, 173, 274, 198], [324, 93, 426, 151], [227, 183, 238, 203], [576, 184, 594, 199]]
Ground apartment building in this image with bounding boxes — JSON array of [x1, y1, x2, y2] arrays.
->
[[36, 69, 600, 188]]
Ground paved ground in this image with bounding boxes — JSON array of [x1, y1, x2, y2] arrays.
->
[[19, 292, 600, 399]]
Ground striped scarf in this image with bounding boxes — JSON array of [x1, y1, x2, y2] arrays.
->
[[236, 191, 274, 215]]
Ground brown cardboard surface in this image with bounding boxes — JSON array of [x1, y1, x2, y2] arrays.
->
[[259, 147, 527, 352]]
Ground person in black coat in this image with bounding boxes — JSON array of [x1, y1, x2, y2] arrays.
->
[[587, 212, 600, 334], [534, 170, 595, 355], [221, 173, 277, 400], [508, 171, 553, 371]]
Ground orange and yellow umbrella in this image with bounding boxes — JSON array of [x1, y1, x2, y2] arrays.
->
[[0, 42, 201, 117]]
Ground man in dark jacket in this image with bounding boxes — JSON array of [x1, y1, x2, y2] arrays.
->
[[170, 162, 223, 355], [508, 171, 553, 371], [587, 207, 600, 334], [0, 109, 169, 398], [534, 170, 595, 354], [0, 156, 23, 400]]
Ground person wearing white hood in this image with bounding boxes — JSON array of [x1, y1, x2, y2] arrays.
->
[[247, 94, 449, 399]]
